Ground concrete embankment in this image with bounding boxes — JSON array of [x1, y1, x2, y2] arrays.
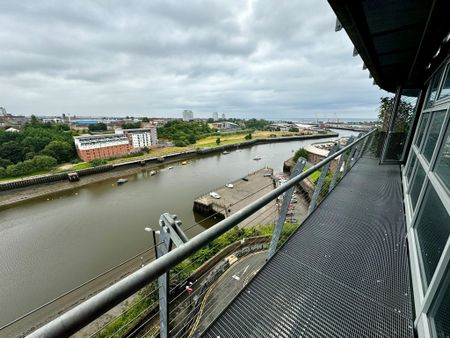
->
[[193, 168, 277, 228]]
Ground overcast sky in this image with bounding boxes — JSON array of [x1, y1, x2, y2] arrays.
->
[[0, 1, 386, 119]]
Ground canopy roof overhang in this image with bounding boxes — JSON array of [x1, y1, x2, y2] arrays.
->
[[328, 0, 450, 93]]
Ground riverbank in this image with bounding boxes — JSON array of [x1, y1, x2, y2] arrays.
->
[[0, 133, 337, 209]]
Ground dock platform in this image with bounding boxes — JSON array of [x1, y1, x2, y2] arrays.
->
[[193, 168, 277, 228]]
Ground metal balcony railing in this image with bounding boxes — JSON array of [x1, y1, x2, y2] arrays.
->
[[21, 129, 377, 338]]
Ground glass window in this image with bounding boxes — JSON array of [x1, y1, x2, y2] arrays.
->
[[415, 185, 450, 289], [426, 68, 444, 108], [384, 89, 421, 161], [437, 64, 450, 100], [410, 165, 426, 210], [423, 111, 446, 163], [415, 113, 430, 149], [430, 268, 450, 337], [435, 122, 450, 193], [406, 153, 417, 184]]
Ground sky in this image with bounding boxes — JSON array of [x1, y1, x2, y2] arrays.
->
[[0, 1, 387, 119]]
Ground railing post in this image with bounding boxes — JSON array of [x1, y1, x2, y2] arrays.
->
[[355, 133, 369, 160], [308, 144, 338, 214], [343, 136, 361, 176], [350, 133, 363, 168], [152, 213, 189, 338], [329, 137, 353, 191], [267, 158, 306, 259]]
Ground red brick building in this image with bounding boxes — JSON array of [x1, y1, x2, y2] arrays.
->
[[74, 134, 131, 162]]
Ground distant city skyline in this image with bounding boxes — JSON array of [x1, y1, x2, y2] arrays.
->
[[1, 1, 386, 119]]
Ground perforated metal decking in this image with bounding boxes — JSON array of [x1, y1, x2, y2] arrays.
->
[[202, 158, 414, 337]]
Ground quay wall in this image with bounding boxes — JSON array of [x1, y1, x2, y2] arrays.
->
[[0, 133, 337, 192]]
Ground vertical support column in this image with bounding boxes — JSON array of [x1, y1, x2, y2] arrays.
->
[[329, 137, 353, 192], [151, 213, 189, 338], [380, 85, 402, 164], [308, 144, 338, 215], [267, 158, 306, 260], [157, 227, 171, 338]]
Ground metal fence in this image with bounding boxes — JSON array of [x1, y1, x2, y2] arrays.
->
[[21, 129, 377, 338]]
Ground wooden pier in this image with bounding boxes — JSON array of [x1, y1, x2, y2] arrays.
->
[[193, 168, 277, 228]]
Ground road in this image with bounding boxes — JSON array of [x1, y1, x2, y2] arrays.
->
[[189, 251, 267, 337]]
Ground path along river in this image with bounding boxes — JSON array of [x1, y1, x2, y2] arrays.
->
[[0, 130, 357, 326]]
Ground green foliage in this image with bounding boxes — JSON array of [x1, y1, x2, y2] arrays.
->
[[293, 147, 308, 162], [188, 133, 197, 144], [289, 127, 299, 132], [142, 117, 150, 122], [216, 137, 221, 145], [41, 140, 73, 163], [0, 167, 6, 178], [0, 120, 76, 170], [244, 133, 252, 140], [243, 118, 271, 130], [378, 96, 414, 132], [89, 159, 108, 167], [122, 122, 141, 129], [88, 123, 107, 132], [142, 146, 150, 154], [95, 223, 299, 337], [157, 120, 211, 145], [3, 155, 57, 177]]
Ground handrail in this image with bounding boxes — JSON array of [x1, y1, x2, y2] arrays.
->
[[27, 128, 376, 338]]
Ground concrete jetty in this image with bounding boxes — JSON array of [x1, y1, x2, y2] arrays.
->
[[193, 168, 277, 228]]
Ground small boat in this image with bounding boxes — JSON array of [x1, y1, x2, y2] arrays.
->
[[181, 161, 188, 165], [168, 166, 174, 170], [117, 178, 128, 184], [150, 171, 157, 176], [226, 183, 234, 188], [253, 156, 262, 160], [210, 192, 221, 199], [222, 151, 230, 155]]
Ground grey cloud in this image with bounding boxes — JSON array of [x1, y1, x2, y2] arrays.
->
[[0, 0, 384, 119]]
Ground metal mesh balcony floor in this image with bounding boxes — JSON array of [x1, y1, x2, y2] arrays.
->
[[202, 157, 414, 337]]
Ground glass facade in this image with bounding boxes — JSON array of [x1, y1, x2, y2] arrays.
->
[[415, 113, 430, 149], [403, 56, 450, 338], [425, 67, 444, 108], [423, 111, 446, 163], [383, 89, 421, 161], [435, 123, 450, 193], [430, 268, 450, 338], [415, 186, 450, 288], [438, 65, 450, 100]]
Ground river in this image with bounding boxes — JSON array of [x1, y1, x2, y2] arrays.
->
[[0, 129, 358, 326]]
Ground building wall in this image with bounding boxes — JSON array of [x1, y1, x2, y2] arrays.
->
[[76, 144, 130, 161]]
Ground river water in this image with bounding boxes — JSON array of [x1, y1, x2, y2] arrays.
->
[[0, 130, 357, 326]]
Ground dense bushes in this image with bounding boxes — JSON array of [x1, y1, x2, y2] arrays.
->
[[293, 147, 308, 162], [0, 117, 76, 178], [0, 155, 57, 178], [157, 120, 211, 147]]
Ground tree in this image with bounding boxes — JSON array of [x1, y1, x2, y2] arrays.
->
[[0, 167, 6, 178], [122, 122, 141, 129], [216, 137, 221, 145], [41, 141, 73, 162], [188, 134, 196, 144], [88, 123, 107, 132], [244, 133, 252, 140], [142, 117, 150, 122], [293, 148, 308, 162], [378, 96, 414, 132]]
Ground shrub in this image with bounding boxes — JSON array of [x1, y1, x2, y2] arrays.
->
[[293, 147, 309, 162], [0, 167, 7, 178], [89, 159, 108, 167]]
